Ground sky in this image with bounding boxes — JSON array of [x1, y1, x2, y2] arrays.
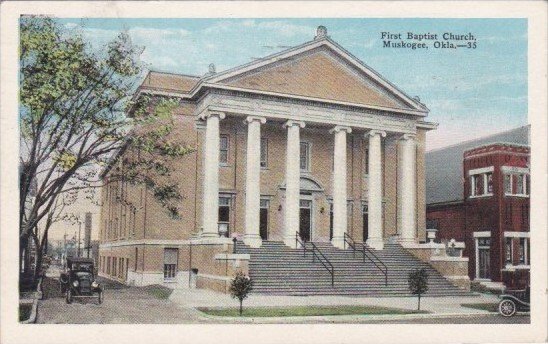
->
[[47, 18, 528, 241], [59, 18, 528, 152]]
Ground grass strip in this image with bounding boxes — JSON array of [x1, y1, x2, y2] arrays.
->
[[19, 304, 32, 322], [460, 303, 499, 312], [144, 285, 173, 299], [198, 305, 429, 317]]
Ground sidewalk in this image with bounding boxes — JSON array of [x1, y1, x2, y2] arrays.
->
[[170, 288, 500, 320]]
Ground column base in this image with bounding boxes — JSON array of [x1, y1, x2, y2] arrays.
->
[[283, 235, 298, 249], [243, 234, 262, 248], [200, 231, 220, 239], [397, 237, 417, 248], [366, 237, 384, 250], [331, 236, 345, 250]]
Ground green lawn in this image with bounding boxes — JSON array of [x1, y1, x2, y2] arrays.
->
[[461, 303, 499, 312], [19, 304, 32, 322], [144, 285, 173, 299], [198, 305, 428, 317]]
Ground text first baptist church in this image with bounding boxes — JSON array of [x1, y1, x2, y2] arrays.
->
[[98, 26, 466, 294]]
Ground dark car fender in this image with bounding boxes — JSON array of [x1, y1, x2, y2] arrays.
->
[[499, 294, 530, 308]]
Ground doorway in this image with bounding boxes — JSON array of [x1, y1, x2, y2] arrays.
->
[[299, 199, 312, 241], [259, 199, 269, 240], [362, 204, 369, 242], [477, 237, 491, 279]]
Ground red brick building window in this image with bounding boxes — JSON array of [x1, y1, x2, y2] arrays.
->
[[505, 238, 512, 263], [486, 172, 493, 193]]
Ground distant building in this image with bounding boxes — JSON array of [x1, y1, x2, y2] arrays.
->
[[426, 126, 530, 289]]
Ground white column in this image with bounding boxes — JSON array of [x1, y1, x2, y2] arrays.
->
[[200, 112, 225, 238], [366, 130, 386, 250], [244, 116, 266, 247], [283, 120, 306, 247], [330, 126, 352, 249], [398, 134, 417, 246]]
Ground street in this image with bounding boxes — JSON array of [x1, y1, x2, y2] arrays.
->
[[34, 264, 529, 324], [36, 274, 206, 324]]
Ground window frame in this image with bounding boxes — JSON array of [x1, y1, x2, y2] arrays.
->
[[300, 141, 311, 172], [163, 248, 178, 281], [260, 137, 268, 169], [219, 135, 229, 165]]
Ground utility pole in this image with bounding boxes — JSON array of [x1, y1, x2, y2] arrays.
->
[[77, 221, 82, 258]]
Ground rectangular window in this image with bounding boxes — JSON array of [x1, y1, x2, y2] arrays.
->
[[474, 174, 483, 196], [163, 248, 178, 280], [516, 174, 525, 195], [505, 238, 512, 263], [220, 135, 229, 164], [218, 196, 231, 237], [477, 238, 491, 247], [260, 138, 268, 168], [485, 172, 493, 194], [504, 174, 512, 194], [300, 142, 310, 172], [364, 148, 369, 175], [519, 238, 526, 264]]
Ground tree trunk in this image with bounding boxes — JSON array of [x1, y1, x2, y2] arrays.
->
[[418, 293, 421, 311], [30, 232, 45, 284], [239, 299, 243, 316]]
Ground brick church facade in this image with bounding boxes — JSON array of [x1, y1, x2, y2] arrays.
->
[[98, 26, 444, 290]]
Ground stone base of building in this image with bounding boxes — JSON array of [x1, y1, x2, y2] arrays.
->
[[99, 270, 190, 289], [366, 237, 384, 250], [243, 234, 262, 248]]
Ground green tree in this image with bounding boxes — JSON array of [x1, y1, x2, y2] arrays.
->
[[19, 16, 193, 283], [229, 271, 253, 316], [408, 268, 429, 310]]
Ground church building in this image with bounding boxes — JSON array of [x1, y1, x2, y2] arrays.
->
[[98, 26, 460, 295]]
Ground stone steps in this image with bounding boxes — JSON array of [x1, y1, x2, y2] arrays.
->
[[236, 241, 472, 296]]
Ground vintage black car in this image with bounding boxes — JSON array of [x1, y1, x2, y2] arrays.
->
[[60, 258, 103, 304], [498, 286, 530, 317]]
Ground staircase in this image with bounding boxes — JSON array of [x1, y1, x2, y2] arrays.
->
[[236, 241, 472, 296]]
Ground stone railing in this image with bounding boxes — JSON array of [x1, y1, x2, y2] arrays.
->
[[403, 240, 470, 291], [190, 237, 250, 294]]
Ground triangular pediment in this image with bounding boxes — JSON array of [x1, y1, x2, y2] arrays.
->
[[208, 41, 424, 112]]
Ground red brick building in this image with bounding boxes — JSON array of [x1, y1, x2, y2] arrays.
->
[[426, 127, 530, 289]]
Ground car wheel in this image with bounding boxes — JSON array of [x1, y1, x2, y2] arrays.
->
[[499, 299, 516, 317], [97, 291, 103, 305], [66, 289, 73, 304]]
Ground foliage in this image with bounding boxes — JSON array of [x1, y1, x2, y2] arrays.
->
[[229, 271, 253, 316], [198, 305, 429, 317], [19, 16, 193, 283], [408, 268, 429, 310], [144, 285, 173, 299]]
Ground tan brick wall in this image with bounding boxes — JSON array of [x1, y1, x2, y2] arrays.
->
[[416, 129, 427, 241], [100, 100, 431, 267], [384, 136, 398, 237]]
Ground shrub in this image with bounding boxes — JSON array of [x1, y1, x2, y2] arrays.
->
[[408, 268, 429, 310], [229, 271, 253, 316]]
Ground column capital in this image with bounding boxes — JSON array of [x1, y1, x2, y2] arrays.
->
[[199, 111, 226, 121], [365, 129, 386, 138], [245, 116, 267, 125], [329, 125, 352, 134], [283, 120, 306, 129], [400, 133, 417, 141]]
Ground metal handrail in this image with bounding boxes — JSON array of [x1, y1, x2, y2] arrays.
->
[[344, 233, 388, 286], [296, 232, 335, 287], [295, 231, 307, 257]]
